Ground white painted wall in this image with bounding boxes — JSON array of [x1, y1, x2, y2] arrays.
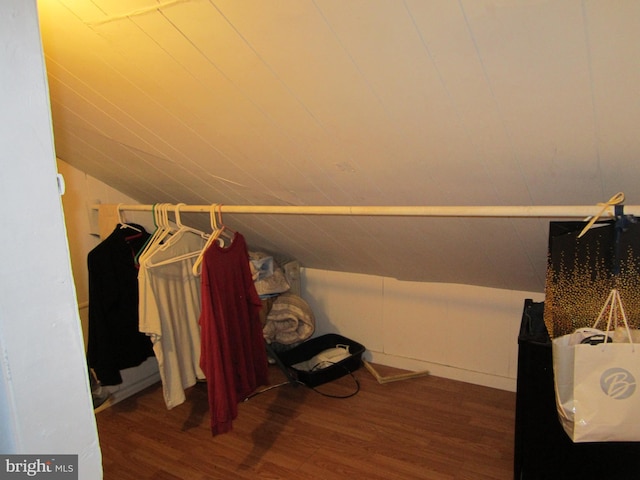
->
[[0, 0, 102, 477], [302, 269, 544, 391]]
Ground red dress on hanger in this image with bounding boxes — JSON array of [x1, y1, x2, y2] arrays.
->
[[198, 231, 269, 435]]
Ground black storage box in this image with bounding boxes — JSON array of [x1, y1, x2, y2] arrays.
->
[[276, 333, 365, 387]]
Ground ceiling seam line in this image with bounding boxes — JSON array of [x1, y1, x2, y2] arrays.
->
[[580, 0, 605, 199], [153, 6, 358, 206], [457, 0, 534, 207], [206, 0, 386, 201]]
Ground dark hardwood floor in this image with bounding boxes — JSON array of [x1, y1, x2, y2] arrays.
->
[[95, 364, 516, 479]]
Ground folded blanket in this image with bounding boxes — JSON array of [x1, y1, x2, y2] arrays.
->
[[263, 293, 315, 345]]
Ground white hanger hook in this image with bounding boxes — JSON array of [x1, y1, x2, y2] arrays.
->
[[156, 203, 168, 228], [217, 204, 225, 228], [164, 203, 171, 229], [175, 203, 186, 228], [210, 204, 220, 231], [116, 203, 125, 224]]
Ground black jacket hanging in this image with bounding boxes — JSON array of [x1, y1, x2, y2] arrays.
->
[[87, 224, 154, 385]]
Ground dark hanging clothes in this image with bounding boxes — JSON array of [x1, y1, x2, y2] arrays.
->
[[199, 232, 269, 435], [87, 224, 154, 385]]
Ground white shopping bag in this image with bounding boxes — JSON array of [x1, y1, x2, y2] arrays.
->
[[552, 289, 640, 442]]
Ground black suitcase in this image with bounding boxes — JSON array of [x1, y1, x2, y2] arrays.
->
[[275, 333, 365, 387]]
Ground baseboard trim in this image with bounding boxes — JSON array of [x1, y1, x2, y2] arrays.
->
[[366, 351, 516, 392], [100, 359, 161, 409]]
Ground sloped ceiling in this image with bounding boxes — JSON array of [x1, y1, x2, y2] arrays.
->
[[36, 0, 640, 293]]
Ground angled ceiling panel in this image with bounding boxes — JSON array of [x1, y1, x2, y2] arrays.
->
[[37, 0, 640, 293]]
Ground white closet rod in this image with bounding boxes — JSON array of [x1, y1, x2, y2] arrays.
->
[[100, 203, 640, 218]]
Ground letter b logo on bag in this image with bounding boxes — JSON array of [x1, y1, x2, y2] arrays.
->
[[600, 367, 637, 399]]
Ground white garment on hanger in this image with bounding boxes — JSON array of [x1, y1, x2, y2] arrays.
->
[[139, 229, 206, 409]]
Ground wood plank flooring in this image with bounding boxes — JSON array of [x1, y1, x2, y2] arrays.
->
[[95, 364, 516, 479]]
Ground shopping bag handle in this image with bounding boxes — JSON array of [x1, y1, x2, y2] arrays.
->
[[592, 289, 635, 346]]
